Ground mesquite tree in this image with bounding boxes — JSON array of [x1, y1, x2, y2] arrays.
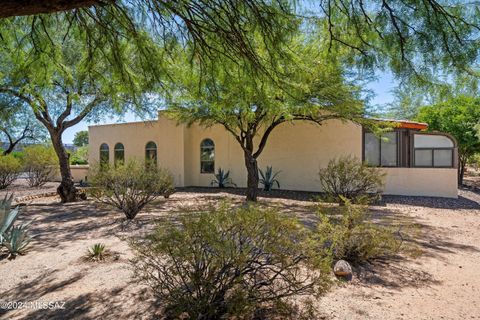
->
[[0, 21, 157, 202], [167, 38, 366, 201]]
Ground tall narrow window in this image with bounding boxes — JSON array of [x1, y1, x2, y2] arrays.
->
[[145, 141, 157, 167], [99, 143, 109, 166], [114, 143, 124, 166], [363, 131, 398, 167], [200, 138, 215, 173], [413, 134, 455, 167]]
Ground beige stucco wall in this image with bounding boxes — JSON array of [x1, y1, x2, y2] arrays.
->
[[88, 117, 186, 186], [87, 113, 458, 198], [382, 167, 458, 198], [53, 165, 89, 183]]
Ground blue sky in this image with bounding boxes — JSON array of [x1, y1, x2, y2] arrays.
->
[[63, 72, 398, 143]]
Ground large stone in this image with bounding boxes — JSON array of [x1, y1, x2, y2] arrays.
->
[[334, 259, 352, 277]]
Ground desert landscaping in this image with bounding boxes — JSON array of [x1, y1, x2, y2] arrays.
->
[[1, 177, 480, 319]]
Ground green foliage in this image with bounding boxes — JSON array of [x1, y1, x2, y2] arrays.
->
[[319, 156, 385, 204], [0, 194, 33, 259], [259, 166, 281, 191], [90, 160, 175, 219], [85, 243, 107, 262], [0, 155, 22, 189], [22, 145, 58, 187], [73, 131, 89, 147], [131, 203, 330, 319], [315, 202, 402, 264], [416, 96, 480, 183], [210, 168, 236, 188], [70, 146, 89, 165]]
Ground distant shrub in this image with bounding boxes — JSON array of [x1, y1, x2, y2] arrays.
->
[[259, 165, 281, 191], [319, 156, 385, 204], [89, 160, 175, 219], [315, 201, 402, 265], [23, 145, 58, 187], [210, 168, 236, 188], [131, 204, 330, 319], [0, 155, 22, 189], [70, 146, 89, 165]]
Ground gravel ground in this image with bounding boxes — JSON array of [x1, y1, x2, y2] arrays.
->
[[0, 179, 59, 202], [0, 182, 479, 319]]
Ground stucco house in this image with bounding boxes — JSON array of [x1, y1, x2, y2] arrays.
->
[[86, 112, 458, 198]]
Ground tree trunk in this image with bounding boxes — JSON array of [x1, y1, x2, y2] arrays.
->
[[50, 130, 78, 203], [2, 143, 15, 156], [459, 157, 466, 186], [244, 151, 259, 202]]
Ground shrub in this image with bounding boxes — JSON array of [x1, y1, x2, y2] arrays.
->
[[315, 201, 402, 265], [0, 155, 22, 189], [259, 165, 281, 191], [319, 156, 385, 204], [23, 145, 58, 187], [0, 194, 33, 259], [70, 146, 89, 165], [130, 204, 330, 319], [85, 243, 108, 262], [210, 168, 236, 188], [89, 160, 175, 219]]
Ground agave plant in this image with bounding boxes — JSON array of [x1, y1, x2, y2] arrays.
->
[[0, 194, 20, 243], [259, 166, 281, 191], [211, 168, 237, 188], [2, 223, 33, 258], [86, 243, 108, 261]]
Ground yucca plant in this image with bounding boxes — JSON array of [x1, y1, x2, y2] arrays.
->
[[211, 168, 237, 188], [2, 223, 33, 258], [86, 243, 108, 262], [259, 166, 281, 191]]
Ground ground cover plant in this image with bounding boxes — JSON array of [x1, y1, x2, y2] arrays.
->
[[90, 160, 174, 220], [131, 203, 331, 319]]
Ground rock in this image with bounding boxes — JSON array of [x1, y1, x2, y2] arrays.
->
[[334, 260, 352, 277]]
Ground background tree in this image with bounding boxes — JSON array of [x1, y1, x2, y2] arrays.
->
[[0, 97, 45, 155], [416, 96, 480, 185], [0, 20, 159, 203], [167, 38, 366, 201], [73, 131, 89, 147]]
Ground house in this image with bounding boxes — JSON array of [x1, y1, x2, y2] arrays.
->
[[87, 112, 458, 198]]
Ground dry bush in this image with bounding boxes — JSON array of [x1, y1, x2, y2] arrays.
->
[[23, 145, 58, 187], [315, 202, 402, 265], [319, 156, 385, 204], [131, 203, 331, 319], [89, 160, 174, 219], [0, 155, 22, 189]]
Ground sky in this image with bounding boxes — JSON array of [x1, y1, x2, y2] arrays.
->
[[62, 72, 398, 144]]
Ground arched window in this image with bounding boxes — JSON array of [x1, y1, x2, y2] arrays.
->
[[114, 143, 125, 166], [200, 138, 215, 173], [145, 141, 157, 167], [99, 143, 109, 166]]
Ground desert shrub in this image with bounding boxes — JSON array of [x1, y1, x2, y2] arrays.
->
[[210, 168, 236, 188], [259, 165, 281, 191], [0, 155, 22, 189], [70, 146, 89, 165], [131, 204, 330, 319], [315, 201, 402, 265], [319, 156, 385, 204], [0, 194, 33, 259], [90, 160, 175, 219], [85, 243, 108, 262], [23, 145, 58, 187]]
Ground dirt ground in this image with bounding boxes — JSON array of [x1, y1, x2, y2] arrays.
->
[[1, 185, 480, 319]]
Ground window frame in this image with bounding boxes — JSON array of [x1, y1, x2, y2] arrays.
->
[[145, 141, 158, 168], [200, 138, 215, 174], [411, 132, 456, 168], [99, 143, 109, 165], [114, 142, 125, 167], [362, 130, 400, 168]]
